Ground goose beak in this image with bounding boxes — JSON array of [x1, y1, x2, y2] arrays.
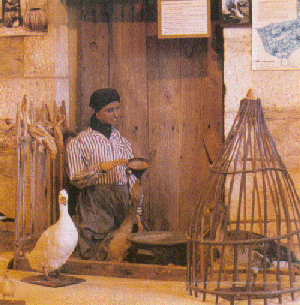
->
[[59, 193, 68, 205], [59, 189, 68, 205]]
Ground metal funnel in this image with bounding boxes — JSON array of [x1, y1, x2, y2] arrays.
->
[[126, 158, 149, 179]]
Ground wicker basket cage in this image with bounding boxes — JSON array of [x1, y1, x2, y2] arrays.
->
[[187, 91, 300, 304]]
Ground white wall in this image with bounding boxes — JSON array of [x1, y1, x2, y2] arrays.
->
[[0, 0, 78, 124], [0, 0, 80, 222], [224, 27, 300, 183]]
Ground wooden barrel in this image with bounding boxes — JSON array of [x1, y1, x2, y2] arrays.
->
[[23, 8, 48, 32]]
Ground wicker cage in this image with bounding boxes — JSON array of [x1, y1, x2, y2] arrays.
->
[[187, 90, 300, 304]]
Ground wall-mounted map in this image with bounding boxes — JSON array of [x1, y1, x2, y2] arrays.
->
[[252, 0, 300, 70]]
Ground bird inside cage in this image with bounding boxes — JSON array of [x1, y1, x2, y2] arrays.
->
[[211, 210, 300, 289]]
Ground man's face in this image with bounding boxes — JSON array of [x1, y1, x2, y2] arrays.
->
[[95, 101, 121, 126]]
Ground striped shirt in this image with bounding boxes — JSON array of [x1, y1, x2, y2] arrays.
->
[[66, 127, 136, 190]]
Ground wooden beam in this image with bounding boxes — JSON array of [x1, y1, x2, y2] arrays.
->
[[15, 257, 186, 281], [63, 258, 187, 281]]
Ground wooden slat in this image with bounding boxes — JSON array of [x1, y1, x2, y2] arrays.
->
[[36, 148, 42, 232], [109, 0, 150, 221], [147, 36, 181, 231], [15, 102, 22, 263], [110, 0, 148, 157], [29, 102, 36, 234], [21, 99, 28, 237], [179, 38, 210, 231], [202, 24, 224, 165], [80, 3, 110, 129]]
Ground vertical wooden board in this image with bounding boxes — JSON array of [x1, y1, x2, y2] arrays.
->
[[110, 1, 148, 157], [180, 25, 223, 231], [147, 35, 182, 231], [202, 24, 224, 164], [109, 1, 150, 218], [68, 5, 81, 130], [179, 38, 211, 231], [80, 4, 110, 130], [129, 1, 150, 215]]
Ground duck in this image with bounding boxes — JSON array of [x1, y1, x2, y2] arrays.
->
[[216, 229, 272, 282], [0, 270, 15, 300], [214, 218, 300, 288], [104, 178, 144, 262], [26, 189, 78, 280], [97, 158, 150, 262]]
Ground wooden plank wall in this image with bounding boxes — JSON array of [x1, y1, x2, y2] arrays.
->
[[79, 0, 223, 232], [80, 3, 110, 130]]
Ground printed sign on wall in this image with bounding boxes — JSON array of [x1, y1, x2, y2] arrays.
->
[[158, 0, 211, 38]]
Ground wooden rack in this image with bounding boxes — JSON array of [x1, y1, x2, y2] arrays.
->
[[14, 96, 66, 263]]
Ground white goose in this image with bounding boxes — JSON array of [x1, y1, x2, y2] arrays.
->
[[26, 189, 78, 279]]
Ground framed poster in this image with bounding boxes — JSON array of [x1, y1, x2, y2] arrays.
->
[[0, 0, 48, 36], [220, 0, 251, 27], [0, 0, 3, 21], [158, 0, 211, 39]]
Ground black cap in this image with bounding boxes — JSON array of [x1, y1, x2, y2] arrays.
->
[[89, 89, 120, 112]]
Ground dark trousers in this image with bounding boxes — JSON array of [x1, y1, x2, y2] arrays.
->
[[76, 185, 129, 259]]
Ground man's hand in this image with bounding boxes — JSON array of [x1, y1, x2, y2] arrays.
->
[[100, 159, 128, 172]]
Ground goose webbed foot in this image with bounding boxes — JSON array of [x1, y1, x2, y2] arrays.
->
[[50, 269, 66, 279], [52, 269, 61, 278], [43, 267, 50, 281], [43, 267, 65, 280]]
